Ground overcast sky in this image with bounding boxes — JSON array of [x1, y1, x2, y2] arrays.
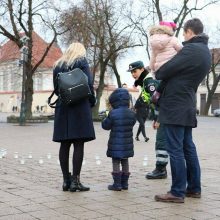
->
[[1, 0, 220, 86]]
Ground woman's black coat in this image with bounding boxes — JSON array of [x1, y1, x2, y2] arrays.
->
[[52, 57, 96, 142], [155, 35, 211, 127]]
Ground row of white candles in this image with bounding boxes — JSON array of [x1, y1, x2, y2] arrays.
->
[[0, 148, 149, 166]]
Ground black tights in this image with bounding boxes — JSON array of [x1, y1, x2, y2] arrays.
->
[[59, 141, 84, 178], [136, 115, 147, 138]]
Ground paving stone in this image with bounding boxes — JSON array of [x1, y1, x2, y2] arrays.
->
[[0, 117, 220, 219], [0, 213, 37, 220], [16, 204, 48, 212], [0, 207, 22, 217]]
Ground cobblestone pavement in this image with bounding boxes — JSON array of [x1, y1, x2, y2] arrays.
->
[[0, 116, 220, 220]]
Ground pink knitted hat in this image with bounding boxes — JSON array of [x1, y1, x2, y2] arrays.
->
[[159, 21, 177, 29]]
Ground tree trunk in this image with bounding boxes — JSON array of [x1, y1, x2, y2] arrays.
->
[[111, 60, 121, 88], [92, 62, 106, 119], [203, 79, 219, 115], [25, 66, 33, 119], [92, 81, 105, 119], [202, 91, 214, 115]]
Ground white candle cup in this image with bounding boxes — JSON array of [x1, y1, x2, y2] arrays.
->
[[0, 149, 6, 158], [28, 152, 33, 159], [14, 152, 19, 159], [143, 160, 148, 166], [39, 157, 44, 164], [95, 155, 100, 160], [20, 156, 25, 164], [2, 149, 7, 157], [96, 159, 102, 165], [82, 159, 86, 165], [144, 155, 148, 161]]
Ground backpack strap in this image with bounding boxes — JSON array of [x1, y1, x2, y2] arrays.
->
[[48, 90, 59, 108], [48, 74, 60, 108]]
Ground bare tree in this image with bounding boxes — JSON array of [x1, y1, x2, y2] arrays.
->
[[129, 0, 220, 59], [60, 0, 139, 118], [0, 0, 66, 119]]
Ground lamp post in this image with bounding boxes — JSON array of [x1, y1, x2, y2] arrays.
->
[[19, 36, 29, 126]]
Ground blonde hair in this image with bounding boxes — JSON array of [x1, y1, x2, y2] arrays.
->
[[55, 42, 86, 67]]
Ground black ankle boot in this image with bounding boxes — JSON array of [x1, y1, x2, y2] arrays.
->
[[145, 167, 167, 179], [69, 175, 78, 192], [62, 172, 71, 191], [77, 176, 90, 191], [70, 175, 90, 192], [144, 137, 150, 142], [135, 136, 140, 141]]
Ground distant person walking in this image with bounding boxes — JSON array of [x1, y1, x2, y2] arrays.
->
[[134, 97, 149, 142], [102, 88, 136, 191], [52, 42, 96, 192], [122, 83, 135, 110]]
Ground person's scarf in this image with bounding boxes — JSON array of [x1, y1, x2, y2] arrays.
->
[[134, 70, 148, 87]]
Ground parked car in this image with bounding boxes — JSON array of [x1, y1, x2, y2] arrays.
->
[[213, 108, 220, 117]]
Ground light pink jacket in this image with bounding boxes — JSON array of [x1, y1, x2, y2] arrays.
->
[[149, 25, 182, 72]]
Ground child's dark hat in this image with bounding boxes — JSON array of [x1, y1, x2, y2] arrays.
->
[[127, 61, 144, 72]]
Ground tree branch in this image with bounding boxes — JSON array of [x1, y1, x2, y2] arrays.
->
[[7, 0, 20, 39], [18, 0, 28, 35], [0, 24, 21, 46]]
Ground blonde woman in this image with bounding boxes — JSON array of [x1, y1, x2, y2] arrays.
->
[[53, 42, 96, 192]]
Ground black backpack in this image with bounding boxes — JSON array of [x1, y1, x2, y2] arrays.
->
[[48, 67, 91, 108]]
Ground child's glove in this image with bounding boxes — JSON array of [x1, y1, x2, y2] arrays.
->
[[105, 110, 109, 116]]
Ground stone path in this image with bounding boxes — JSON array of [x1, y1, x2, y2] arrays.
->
[[0, 116, 220, 219]]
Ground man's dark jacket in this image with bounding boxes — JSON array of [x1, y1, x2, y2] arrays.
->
[[155, 34, 211, 127]]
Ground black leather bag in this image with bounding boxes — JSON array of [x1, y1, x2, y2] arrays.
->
[[48, 68, 91, 108]]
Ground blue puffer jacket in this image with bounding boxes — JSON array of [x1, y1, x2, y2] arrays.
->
[[102, 88, 136, 159]]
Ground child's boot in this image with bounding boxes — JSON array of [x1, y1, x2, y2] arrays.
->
[[121, 172, 130, 190], [108, 172, 122, 191]]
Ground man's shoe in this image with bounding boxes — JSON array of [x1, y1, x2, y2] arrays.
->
[[146, 168, 167, 179], [185, 191, 201, 198], [144, 137, 150, 142], [155, 192, 184, 203]]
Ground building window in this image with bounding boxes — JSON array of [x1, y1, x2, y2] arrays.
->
[[34, 73, 42, 91], [0, 74, 3, 91]]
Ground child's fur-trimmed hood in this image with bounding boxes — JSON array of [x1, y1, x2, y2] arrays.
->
[[149, 25, 174, 36]]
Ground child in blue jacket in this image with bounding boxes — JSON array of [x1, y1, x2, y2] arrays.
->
[[102, 88, 136, 191]]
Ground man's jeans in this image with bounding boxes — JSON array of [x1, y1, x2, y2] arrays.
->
[[164, 124, 201, 198]]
